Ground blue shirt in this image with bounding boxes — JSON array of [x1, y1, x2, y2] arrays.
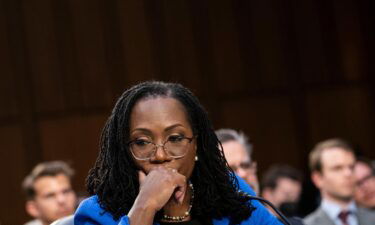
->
[[321, 199, 358, 225], [74, 176, 282, 225]]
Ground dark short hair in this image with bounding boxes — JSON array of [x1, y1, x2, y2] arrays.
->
[[215, 129, 253, 157], [309, 138, 354, 172], [261, 164, 302, 190], [86, 81, 254, 224], [22, 161, 74, 200]]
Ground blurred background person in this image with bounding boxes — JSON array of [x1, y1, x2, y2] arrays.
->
[[261, 164, 303, 218], [22, 161, 77, 225], [216, 128, 259, 194], [304, 138, 375, 225], [354, 157, 375, 210]]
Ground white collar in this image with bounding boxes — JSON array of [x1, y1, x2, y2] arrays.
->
[[321, 198, 357, 221]]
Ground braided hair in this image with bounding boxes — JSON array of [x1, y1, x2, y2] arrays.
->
[[86, 81, 254, 224]]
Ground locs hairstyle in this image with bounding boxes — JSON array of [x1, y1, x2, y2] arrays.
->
[[86, 81, 254, 224]]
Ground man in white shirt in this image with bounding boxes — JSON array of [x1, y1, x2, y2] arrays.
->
[[22, 161, 77, 225], [304, 138, 375, 225]]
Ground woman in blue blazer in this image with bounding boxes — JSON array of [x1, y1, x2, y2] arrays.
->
[[74, 81, 282, 225]]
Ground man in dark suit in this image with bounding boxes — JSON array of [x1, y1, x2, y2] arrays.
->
[[304, 138, 375, 225]]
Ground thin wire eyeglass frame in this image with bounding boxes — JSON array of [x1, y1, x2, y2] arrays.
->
[[128, 136, 195, 161]]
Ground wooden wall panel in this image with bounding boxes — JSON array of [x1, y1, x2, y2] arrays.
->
[[208, 0, 246, 94], [1, 0, 374, 223], [38, 114, 108, 191], [306, 87, 374, 155], [332, 0, 365, 81], [0, 126, 28, 225], [0, 3, 18, 119], [116, 0, 155, 84], [219, 97, 301, 170], [23, 0, 65, 113], [187, 0, 218, 103], [161, 0, 201, 88], [68, 0, 112, 109], [292, 0, 327, 84], [247, 1, 288, 88]]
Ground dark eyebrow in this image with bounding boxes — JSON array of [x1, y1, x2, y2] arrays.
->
[[131, 124, 186, 135], [165, 124, 185, 132], [130, 128, 152, 135]]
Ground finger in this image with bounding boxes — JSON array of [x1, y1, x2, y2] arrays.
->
[[173, 174, 187, 204], [138, 170, 147, 187]]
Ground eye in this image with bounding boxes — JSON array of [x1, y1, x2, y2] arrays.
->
[[168, 135, 184, 143], [44, 193, 55, 199], [62, 188, 73, 195], [133, 139, 151, 147]]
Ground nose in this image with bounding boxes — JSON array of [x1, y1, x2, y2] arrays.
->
[[150, 144, 172, 163], [56, 193, 67, 205]]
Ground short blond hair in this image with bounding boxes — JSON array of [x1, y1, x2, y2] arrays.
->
[[22, 161, 74, 200], [309, 138, 354, 172]]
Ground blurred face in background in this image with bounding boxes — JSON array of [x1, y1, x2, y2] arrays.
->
[[354, 161, 375, 209], [26, 174, 77, 225], [312, 148, 356, 204], [262, 177, 302, 209], [222, 140, 259, 194]]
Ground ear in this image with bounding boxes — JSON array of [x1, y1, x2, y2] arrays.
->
[[26, 200, 40, 218], [311, 171, 323, 189]]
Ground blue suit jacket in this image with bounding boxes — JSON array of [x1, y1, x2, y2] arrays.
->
[[74, 176, 282, 225]]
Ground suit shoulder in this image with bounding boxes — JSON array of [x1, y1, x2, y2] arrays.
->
[[358, 207, 375, 224], [303, 209, 324, 225]]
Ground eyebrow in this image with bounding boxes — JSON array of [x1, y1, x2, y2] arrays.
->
[[131, 124, 186, 135]]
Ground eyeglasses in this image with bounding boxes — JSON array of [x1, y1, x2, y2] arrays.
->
[[128, 135, 195, 160], [231, 161, 257, 173], [356, 174, 375, 188]]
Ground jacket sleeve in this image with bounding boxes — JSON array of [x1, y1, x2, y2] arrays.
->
[[74, 196, 130, 225]]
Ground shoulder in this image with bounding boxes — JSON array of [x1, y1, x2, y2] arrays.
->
[[303, 208, 330, 225], [74, 195, 130, 225], [357, 207, 375, 225]]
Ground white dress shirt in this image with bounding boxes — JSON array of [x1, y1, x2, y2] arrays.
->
[[321, 199, 359, 225]]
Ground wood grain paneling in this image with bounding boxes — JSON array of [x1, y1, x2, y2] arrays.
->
[[38, 114, 108, 190], [115, 0, 155, 84], [1, 0, 374, 223], [219, 97, 301, 169], [306, 87, 374, 155], [208, 0, 247, 94], [69, 0, 112, 109], [0, 126, 28, 225], [332, 0, 365, 81], [0, 2, 18, 119], [23, 0, 65, 113]]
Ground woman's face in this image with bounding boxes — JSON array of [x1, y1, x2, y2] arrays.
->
[[129, 96, 197, 179]]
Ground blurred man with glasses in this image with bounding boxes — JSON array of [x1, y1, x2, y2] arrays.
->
[[216, 128, 259, 194], [354, 157, 375, 210]]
